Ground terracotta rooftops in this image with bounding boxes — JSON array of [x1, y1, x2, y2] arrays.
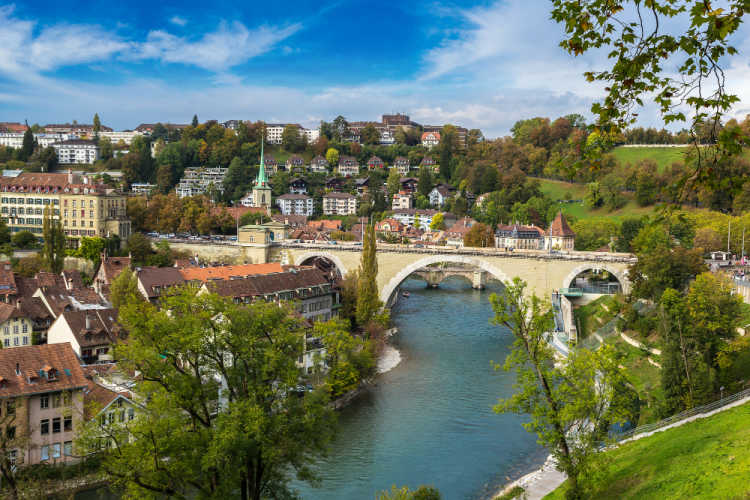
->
[[60, 309, 121, 348], [207, 267, 329, 299], [180, 263, 284, 282], [0, 343, 87, 398], [100, 256, 131, 284], [548, 212, 575, 237]]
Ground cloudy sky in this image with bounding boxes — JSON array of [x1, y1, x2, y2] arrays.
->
[[2, 0, 750, 137]]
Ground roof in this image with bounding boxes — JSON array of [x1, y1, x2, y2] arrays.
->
[[135, 267, 186, 298], [62, 270, 84, 290], [0, 343, 88, 398], [277, 193, 311, 200], [0, 302, 25, 324], [0, 172, 70, 190], [58, 308, 121, 348], [180, 263, 284, 282], [271, 214, 308, 227], [207, 267, 330, 298], [84, 380, 135, 420], [99, 256, 131, 284], [394, 157, 409, 164], [548, 212, 575, 237], [52, 139, 98, 146], [0, 263, 16, 296], [496, 223, 545, 238], [311, 155, 328, 164], [309, 219, 342, 231], [324, 192, 356, 200], [421, 131, 441, 141], [19, 297, 53, 322]]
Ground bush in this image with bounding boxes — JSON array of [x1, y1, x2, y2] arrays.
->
[[12, 230, 37, 249]]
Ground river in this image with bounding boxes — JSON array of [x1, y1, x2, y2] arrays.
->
[[77, 277, 544, 500], [294, 277, 545, 499]]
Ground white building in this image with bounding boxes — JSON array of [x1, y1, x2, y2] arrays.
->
[[380, 130, 396, 145], [421, 131, 441, 148], [429, 185, 454, 207], [394, 157, 411, 176], [0, 133, 76, 149], [392, 209, 440, 230], [98, 130, 145, 146], [265, 124, 318, 145], [52, 139, 100, 165], [277, 194, 314, 216], [175, 167, 228, 198], [309, 155, 329, 173], [337, 156, 359, 177], [131, 183, 156, 195], [322, 192, 358, 215], [302, 127, 320, 144], [392, 192, 413, 210]]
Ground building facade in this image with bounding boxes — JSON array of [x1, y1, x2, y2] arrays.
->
[[421, 131, 441, 148], [322, 192, 358, 215], [337, 157, 359, 177], [494, 223, 545, 250], [52, 140, 100, 165], [392, 192, 413, 210], [175, 167, 227, 198], [277, 194, 313, 216]]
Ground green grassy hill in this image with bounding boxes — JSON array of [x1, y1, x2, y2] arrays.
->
[[610, 146, 689, 172], [545, 401, 750, 499], [536, 178, 656, 220]]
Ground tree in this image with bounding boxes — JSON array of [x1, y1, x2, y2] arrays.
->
[[192, 114, 199, 127], [281, 124, 305, 152], [326, 148, 340, 169], [41, 206, 65, 273], [361, 124, 380, 145], [386, 168, 401, 200], [109, 267, 143, 310], [376, 485, 442, 500], [79, 288, 336, 500], [584, 182, 603, 208], [332, 115, 349, 141], [356, 224, 380, 326], [29, 146, 58, 172], [314, 319, 375, 397], [417, 166, 433, 198], [490, 279, 631, 499], [429, 213, 445, 231], [74, 236, 106, 269], [98, 136, 113, 160], [93, 113, 101, 137], [11, 231, 36, 249], [0, 219, 9, 246], [463, 223, 494, 247], [127, 233, 153, 266], [439, 126, 457, 180], [629, 245, 707, 301], [19, 127, 34, 162]]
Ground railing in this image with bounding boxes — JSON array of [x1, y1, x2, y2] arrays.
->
[[617, 387, 750, 441], [559, 288, 583, 297]]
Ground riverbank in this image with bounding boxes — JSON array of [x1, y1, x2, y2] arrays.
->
[[377, 327, 402, 374]]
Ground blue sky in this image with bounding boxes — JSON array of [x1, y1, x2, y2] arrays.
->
[[2, 1, 750, 137]]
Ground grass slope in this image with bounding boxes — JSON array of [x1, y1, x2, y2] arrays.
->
[[545, 401, 750, 499], [536, 178, 656, 220], [610, 146, 689, 172]]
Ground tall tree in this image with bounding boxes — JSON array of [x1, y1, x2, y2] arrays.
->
[[78, 288, 336, 500], [491, 279, 631, 499], [417, 166, 433, 198], [356, 223, 380, 326], [41, 206, 65, 273], [109, 267, 143, 310], [361, 124, 380, 145], [93, 113, 101, 138], [463, 223, 494, 248], [386, 167, 401, 200], [19, 125, 34, 162], [326, 148, 340, 169], [192, 114, 199, 127]]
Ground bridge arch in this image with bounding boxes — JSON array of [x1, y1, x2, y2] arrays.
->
[[562, 264, 630, 294], [380, 254, 512, 304], [295, 251, 350, 278]]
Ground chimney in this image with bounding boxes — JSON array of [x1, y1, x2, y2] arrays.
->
[[16, 299, 21, 310], [85, 314, 91, 330], [67, 168, 73, 184]]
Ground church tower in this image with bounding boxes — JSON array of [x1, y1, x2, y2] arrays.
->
[[251, 139, 272, 209]]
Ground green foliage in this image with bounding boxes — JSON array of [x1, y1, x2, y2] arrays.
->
[[387, 167, 401, 199], [109, 268, 142, 310], [356, 224, 381, 326], [463, 223, 494, 248], [13, 254, 44, 277], [326, 147, 340, 168], [629, 243, 706, 301], [41, 206, 65, 273], [282, 124, 306, 152], [314, 319, 375, 397], [73, 237, 105, 268], [571, 217, 618, 251], [429, 212, 445, 231], [19, 127, 34, 162], [376, 485, 442, 500], [126, 233, 152, 266], [491, 279, 632, 499], [495, 485, 525, 500], [78, 288, 336, 500], [418, 166, 434, 198], [11, 231, 37, 249]]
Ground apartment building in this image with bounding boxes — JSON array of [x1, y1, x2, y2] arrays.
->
[[392, 191, 413, 210], [52, 140, 100, 165], [0, 172, 130, 246], [0, 133, 76, 149], [97, 131, 145, 145], [0, 343, 88, 466], [44, 123, 113, 135], [337, 156, 359, 177], [175, 167, 227, 198], [265, 124, 319, 145], [277, 194, 313, 216], [309, 155, 329, 173], [322, 192, 357, 215], [394, 157, 411, 176]]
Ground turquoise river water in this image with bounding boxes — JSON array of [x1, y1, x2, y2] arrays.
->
[[77, 277, 545, 500]]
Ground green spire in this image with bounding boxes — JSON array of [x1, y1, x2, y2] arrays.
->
[[255, 136, 268, 188]]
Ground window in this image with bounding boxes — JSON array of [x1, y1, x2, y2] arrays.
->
[[41, 445, 49, 461], [22, 336, 27, 345], [12, 337, 18, 346], [6, 399, 14, 415], [90, 210, 94, 218], [119, 410, 125, 422], [40, 394, 49, 409], [40, 419, 49, 435], [52, 417, 61, 433], [11, 325, 17, 334], [21, 323, 27, 333], [8, 450, 16, 466], [52, 443, 61, 458], [3, 327, 8, 335], [64, 415, 72, 432], [6, 426, 14, 439], [63, 391, 71, 407], [51, 393, 61, 408], [128, 408, 134, 420], [64, 441, 72, 456]]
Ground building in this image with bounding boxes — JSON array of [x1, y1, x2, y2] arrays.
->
[[302, 127, 320, 144], [130, 183, 155, 195], [424, 125, 468, 148], [180, 263, 284, 283], [420, 156, 437, 169], [265, 124, 318, 145], [47, 309, 121, 364], [380, 130, 396, 145], [241, 145, 272, 209], [0, 302, 33, 348], [289, 177, 308, 195], [325, 177, 345, 191], [277, 194, 313, 216], [394, 157, 411, 176], [391, 209, 455, 230], [237, 220, 288, 246], [135, 266, 186, 302], [83, 380, 139, 442], [97, 131, 144, 146], [134, 123, 188, 134], [337, 156, 359, 177], [309, 155, 329, 173], [400, 177, 418, 194], [421, 131, 441, 148], [203, 267, 339, 323], [175, 167, 228, 198], [286, 156, 305, 172], [0, 122, 28, 133], [322, 192, 358, 216], [94, 255, 130, 295], [429, 184, 455, 207], [355, 177, 370, 197], [375, 218, 405, 236], [367, 156, 385, 170], [0, 172, 130, 246], [52, 140, 100, 165], [545, 212, 576, 250], [494, 223, 545, 250], [44, 123, 113, 135], [222, 120, 242, 130], [0, 133, 76, 149], [392, 191, 413, 210], [263, 155, 279, 174], [445, 217, 475, 247], [0, 343, 88, 466]]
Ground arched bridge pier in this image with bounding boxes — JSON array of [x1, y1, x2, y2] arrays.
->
[[411, 266, 487, 290]]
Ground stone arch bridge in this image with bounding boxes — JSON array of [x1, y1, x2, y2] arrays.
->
[[277, 243, 634, 305]]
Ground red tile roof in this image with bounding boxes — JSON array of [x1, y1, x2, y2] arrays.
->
[[0, 343, 88, 398], [548, 212, 575, 237], [180, 263, 284, 282]]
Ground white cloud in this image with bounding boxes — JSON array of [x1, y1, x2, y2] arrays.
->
[[0, 5, 300, 77], [169, 15, 187, 27]]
